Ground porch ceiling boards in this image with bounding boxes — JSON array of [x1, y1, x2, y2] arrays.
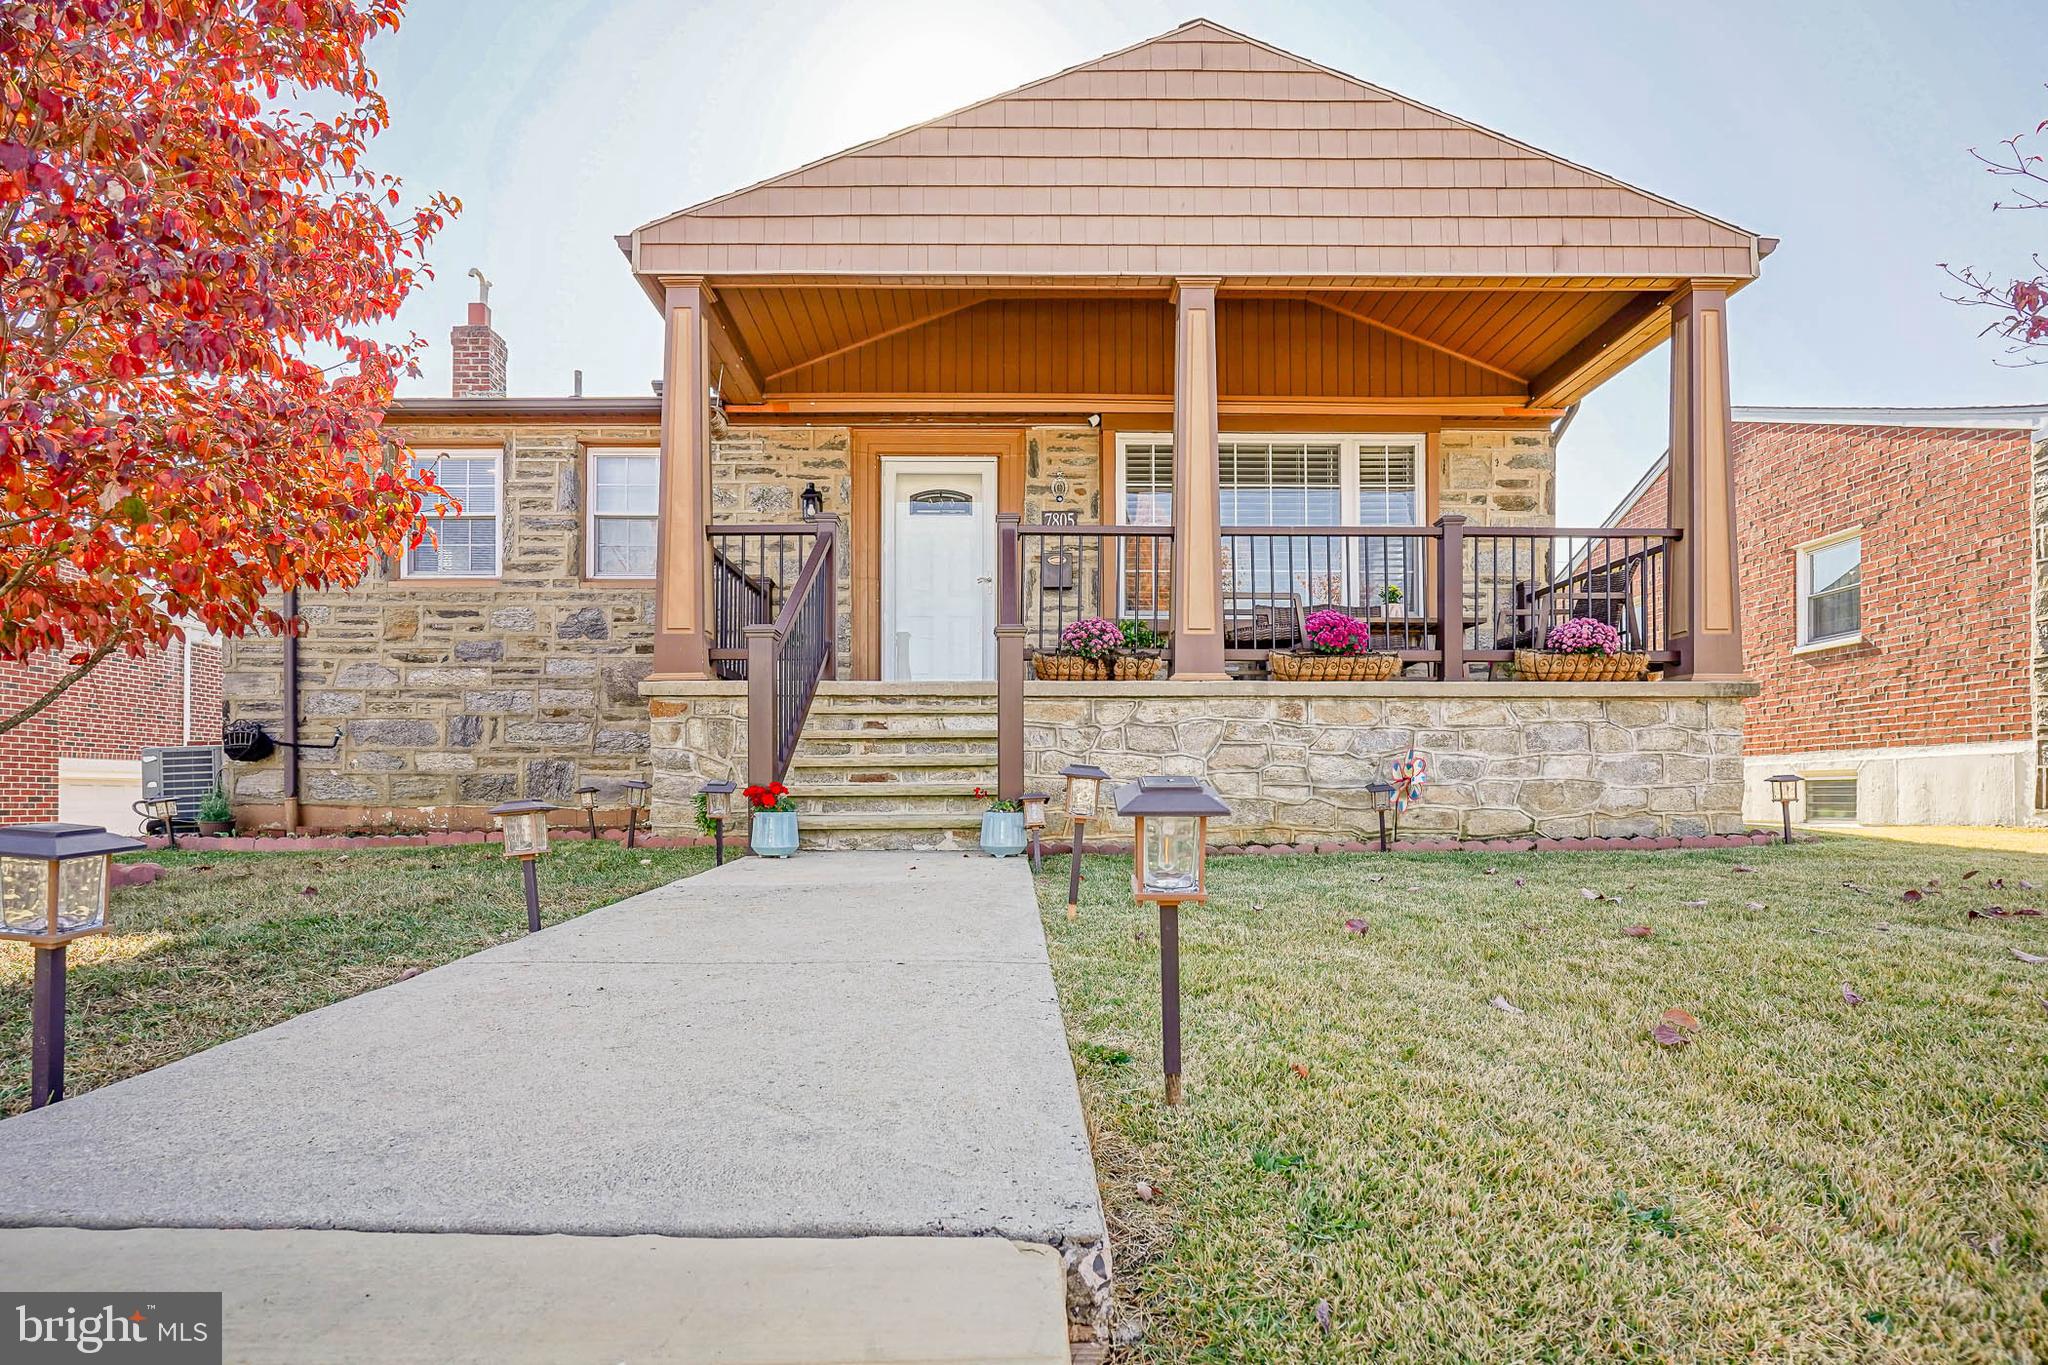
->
[[631, 19, 1763, 417]]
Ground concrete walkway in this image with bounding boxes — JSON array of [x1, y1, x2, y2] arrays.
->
[[0, 852, 1103, 1361]]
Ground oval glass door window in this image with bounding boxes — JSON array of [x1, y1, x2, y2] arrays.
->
[[908, 489, 974, 515]]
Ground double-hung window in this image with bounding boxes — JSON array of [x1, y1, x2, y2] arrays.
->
[[404, 449, 501, 579], [1115, 433, 1424, 612], [587, 448, 660, 579], [1796, 530, 1861, 648]]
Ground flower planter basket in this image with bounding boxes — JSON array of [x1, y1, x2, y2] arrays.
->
[[1034, 654, 1110, 681], [1512, 649, 1649, 683], [1112, 653, 1167, 681], [1269, 651, 1402, 682]]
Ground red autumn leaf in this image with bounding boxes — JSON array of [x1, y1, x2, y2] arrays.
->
[[1623, 925, 1654, 938], [300, 885, 317, 897], [1660, 1007, 1701, 1033], [1841, 982, 1866, 1006], [1291, 1062, 1311, 1079], [1342, 918, 1369, 935], [1902, 889, 1925, 903], [2016, 907, 2044, 917], [1651, 1023, 1691, 1047]]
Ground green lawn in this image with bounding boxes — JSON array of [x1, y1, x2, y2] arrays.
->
[[1038, 839, 2048, 1362], [0, 841, 710, 1116]]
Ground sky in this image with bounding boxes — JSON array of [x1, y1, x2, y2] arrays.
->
[[365, 0, 2046, 523]]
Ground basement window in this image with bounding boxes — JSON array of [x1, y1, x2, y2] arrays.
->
[[1802, 775, 1858, 823], [405, 449, 501, 579]]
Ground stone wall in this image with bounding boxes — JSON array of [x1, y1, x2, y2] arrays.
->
[[645, 684, 748, 834], [222, 420, 662, 830], [1021, 681, 1753, 843]]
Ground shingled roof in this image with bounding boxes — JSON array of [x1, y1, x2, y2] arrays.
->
[[630, 18, 1763, 283]]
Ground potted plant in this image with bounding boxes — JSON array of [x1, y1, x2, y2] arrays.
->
[[975, 787, 1027, 857], [1034, 616, 1121, 680], [1374, 583, 1405, 617], [1269, 608, 1401, 681], [197, 786, 235, 837], [1114, 618, 1168, 680], [743, 781, 800, 857], [1514, 615, 1647, 682]]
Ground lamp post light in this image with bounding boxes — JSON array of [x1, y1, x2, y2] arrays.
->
[[137, 795, 180, 850], [1021, 792, 1050, 874], [1115, 777, 1230, 1106], [490, 800, 555, 933], [1059, 764, 1111, 920], [1365, 781, 1396, 852], [701, 780, 737, 865], [574, 783, 601, 840], [0, 823, 146, 1107], [1767, 773, 1804, 845], [621, 779, 651, 849]]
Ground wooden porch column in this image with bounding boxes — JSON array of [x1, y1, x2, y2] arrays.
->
[[1169, 278, 1228, 680], [652, 278, 712, 679], [1664, 284, 1745, 679]]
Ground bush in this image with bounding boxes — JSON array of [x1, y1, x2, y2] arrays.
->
[[1118, 618, 1166, 652], [1301, 609, 1373, 656], [198, 786, 232, 823]]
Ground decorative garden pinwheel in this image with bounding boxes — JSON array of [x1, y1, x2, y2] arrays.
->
[[1392, 750, 1431, 813]]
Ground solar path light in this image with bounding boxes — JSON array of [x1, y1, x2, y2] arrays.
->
[[490, 800, 555, 934], [1115, 777, 1231, 1106], [1767, 773, 1804, 845], [700, 780, 737, 866], [1059, 764, 1111, 921], [621, 779, 651, 849]]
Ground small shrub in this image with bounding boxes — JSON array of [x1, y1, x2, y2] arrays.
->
[[1118, 618, 1166, 652], [198, 786, 232, 822]]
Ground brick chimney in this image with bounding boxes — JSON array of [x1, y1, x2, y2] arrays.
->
[[451, 268, 507, 398]]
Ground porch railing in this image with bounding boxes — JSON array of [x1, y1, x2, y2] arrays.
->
[[709, 524, 822, 680], [1462, 526, 1678, 666], [1005, 520, 1175, 658], [743, 516, 837, 787]]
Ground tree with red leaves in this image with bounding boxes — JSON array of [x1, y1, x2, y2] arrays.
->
[[1944, 115, 2048, 364], [0, 0, 456, 735]]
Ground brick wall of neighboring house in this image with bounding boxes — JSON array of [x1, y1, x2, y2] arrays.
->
[[0, 636, 223, 821], [1611, 421, 2037, 758]]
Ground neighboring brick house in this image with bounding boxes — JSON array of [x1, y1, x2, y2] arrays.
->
[[0, 634, 222, 827], [1606, 406, 2048, 826]]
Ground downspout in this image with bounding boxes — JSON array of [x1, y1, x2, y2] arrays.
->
[[282, 588, 301, 833], [181, 637, 193, 744]]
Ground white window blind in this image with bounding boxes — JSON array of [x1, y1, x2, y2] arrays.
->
[[406, 451, 500, 578]]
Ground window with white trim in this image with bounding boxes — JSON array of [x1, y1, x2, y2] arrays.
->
[[405, 449, 501, 578], [1796, 531, 1861, 646], [587, 448, 659, 578], [1115, 434, 1424, 609]]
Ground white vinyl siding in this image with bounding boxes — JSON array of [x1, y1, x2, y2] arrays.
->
[[587, 449, 659, 579], [404, 450, 501, 579]]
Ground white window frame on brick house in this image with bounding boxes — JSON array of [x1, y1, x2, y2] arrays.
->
[[1793, 526, 1862, 652], [1112, 432, 1426, 614], [402, 447, 503, 580], [585, 446, 660, 580]]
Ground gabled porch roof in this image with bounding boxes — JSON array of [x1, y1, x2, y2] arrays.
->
[[625, 19, 1768, 414]]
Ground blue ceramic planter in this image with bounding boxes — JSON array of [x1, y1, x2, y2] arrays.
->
[[751, 810, 800, 858], [980, 809, 1027, 858]]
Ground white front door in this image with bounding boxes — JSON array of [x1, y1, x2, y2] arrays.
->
[[882, 459, 996, 680]]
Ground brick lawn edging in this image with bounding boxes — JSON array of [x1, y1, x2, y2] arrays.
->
[[1042, 830, 1786, 856], [139, 829, 730, 854]]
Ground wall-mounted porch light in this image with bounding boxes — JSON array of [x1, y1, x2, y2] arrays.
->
[[799, 482, 824, 522], [0, 822, 145, 1107], [490, 800, 555, 934], [621, 779, 651, 849], [1115, 777, 1231, 1106], [700, 780, 736, 865], [1060, 763, 1111, 921], [1767, 773, 1804, 845]]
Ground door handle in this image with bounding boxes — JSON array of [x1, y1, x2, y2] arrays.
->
[[977, 575, 993, 584]]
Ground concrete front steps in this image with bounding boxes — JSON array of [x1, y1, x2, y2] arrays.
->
[[788, 683, 998, 851]]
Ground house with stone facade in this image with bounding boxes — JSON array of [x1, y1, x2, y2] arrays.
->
[[221, 18, 1765, 848], [1607, 405, 2048, 828]]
